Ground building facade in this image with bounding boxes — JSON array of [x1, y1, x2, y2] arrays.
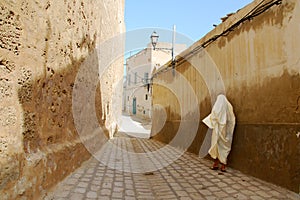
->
[[123, 42, 186, 120]]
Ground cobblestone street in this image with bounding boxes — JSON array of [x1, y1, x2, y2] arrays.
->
[[45, 134, 299, 200]]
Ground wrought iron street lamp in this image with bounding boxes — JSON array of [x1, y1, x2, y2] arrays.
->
[[148, 25, 177, 90], [150, 31, 159, 50], [150, 25, 176, 62]]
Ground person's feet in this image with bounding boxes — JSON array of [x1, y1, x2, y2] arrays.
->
[[210, 166, 219, 170], [210, 159, 219, 170], [220, 164, 226, 172], [210, 160, 226, 172]]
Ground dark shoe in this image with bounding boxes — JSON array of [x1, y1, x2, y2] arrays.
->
[[210, 159, 219, 170], [210, 166, 219, 170], [220, 164, 226, 172]]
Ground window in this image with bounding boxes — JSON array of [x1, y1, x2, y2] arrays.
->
[[134, 72, 137, 84], [128, 74, 131, 86], [144, 72, 149, 84], [145, 94, 148, 100]]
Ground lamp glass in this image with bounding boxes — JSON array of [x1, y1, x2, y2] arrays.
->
[[150, 31, 159, 49]]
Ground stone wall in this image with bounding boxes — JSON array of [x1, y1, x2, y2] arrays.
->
[[0, 0, 124, 199], [152, 0, 300, 192]]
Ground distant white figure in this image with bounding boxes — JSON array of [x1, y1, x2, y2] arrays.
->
[[103, 102, 117, 139], [109, 121, 117, 139], [202, 94, 236, 172]]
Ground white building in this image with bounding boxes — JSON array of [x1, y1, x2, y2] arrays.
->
[[123, 42, 186, 120]]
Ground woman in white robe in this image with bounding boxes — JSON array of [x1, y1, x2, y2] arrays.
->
[[202, 94, 236, 172]]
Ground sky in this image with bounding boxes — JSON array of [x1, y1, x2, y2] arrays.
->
[[125, 0, 254, 48]]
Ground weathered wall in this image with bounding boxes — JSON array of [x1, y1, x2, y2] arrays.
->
[[0, 0, 124, 199], [98, 0, 125, 138], [152, 0, 299, 192]]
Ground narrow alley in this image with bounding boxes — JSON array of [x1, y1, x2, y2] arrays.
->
[[44, 133, 298, 200], [1, 0, 300, 199]]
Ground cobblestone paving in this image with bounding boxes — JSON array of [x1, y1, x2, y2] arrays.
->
[[44, 135, 299, 200]]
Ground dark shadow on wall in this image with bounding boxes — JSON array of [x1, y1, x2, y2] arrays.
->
[[13, 42, 108, 198], [17, 18, 102, 154], [151, 62, 213, 155], [227, 70, 300, 193], [151, 61, 300, 193]]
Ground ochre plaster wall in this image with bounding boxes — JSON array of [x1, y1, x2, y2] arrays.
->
[[0, 0, 124, 199], [152, 0, 300, 192]]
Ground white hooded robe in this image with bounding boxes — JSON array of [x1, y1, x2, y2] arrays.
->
[[202, 95, 236, 164]]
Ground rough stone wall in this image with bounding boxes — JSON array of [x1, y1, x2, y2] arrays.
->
[[0, 0, 124, 199], [98, 0, 125, 138], [152, 0, 299, 192]]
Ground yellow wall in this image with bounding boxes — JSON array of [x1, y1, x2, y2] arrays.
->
[[152, 0, 300, 192], [0, 0, 124, 198]]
